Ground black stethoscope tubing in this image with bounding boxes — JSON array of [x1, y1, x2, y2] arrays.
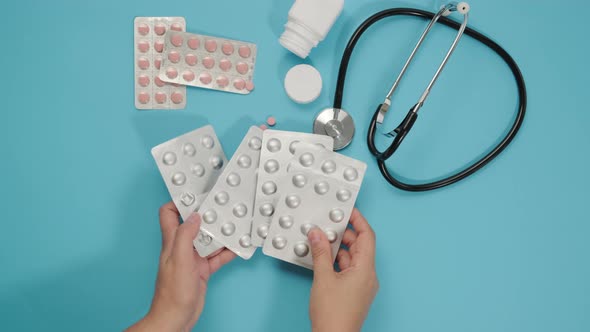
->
[[333, 8, 527, 192]]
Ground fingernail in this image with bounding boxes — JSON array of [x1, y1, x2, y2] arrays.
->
[[308, 229, 321, 244], [186, 213, 200, 223]]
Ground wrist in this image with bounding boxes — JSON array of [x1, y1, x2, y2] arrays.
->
[[143, 309, 187, 332]]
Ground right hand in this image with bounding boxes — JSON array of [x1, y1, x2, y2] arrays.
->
[[308, 208, 379, 332]]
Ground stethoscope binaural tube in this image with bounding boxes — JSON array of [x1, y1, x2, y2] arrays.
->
[[334, 7, 527, 192]]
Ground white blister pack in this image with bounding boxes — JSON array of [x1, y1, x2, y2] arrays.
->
[[195, 126, 263, 259], [262, 144, 367, 269], [134, 17, 187, 109], [159, 31, 257, 94], [151, 125, 228, 256], [250, 130, 334, 247]]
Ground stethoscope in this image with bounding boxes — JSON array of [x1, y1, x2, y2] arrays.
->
[[313, 2, 527, 192]]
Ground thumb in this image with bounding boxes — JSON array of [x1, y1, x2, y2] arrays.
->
[[308, 228, 334, 277], [172, 213, 202, 259]]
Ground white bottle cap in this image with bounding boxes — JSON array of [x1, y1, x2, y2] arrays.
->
[[280, 21, 321, 59], [284, 64, 322, 104]]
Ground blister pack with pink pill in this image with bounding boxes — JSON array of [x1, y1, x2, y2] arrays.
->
[[262, 144, 367, 269], [134, 17, 187, 110], [158, 31, 257, 94]]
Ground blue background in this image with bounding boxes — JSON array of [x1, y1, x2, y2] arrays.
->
[[1, 0, 588, 331]]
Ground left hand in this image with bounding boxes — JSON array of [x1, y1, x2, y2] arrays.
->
[[128, 202, 236, 332]]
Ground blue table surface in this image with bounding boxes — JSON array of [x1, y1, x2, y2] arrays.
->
[[1, 0, 589, 331]]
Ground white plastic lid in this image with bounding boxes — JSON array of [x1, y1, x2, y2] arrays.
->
[[284, 64, 322, 104]]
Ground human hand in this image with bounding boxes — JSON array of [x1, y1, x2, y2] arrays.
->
[[128, 202, 236, 332], [308, 208, 379, 332]]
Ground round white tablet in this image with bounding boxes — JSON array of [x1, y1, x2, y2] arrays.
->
[[284, 64, 322, 104]]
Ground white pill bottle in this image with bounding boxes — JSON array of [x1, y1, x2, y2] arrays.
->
[[279, 0, 345, 59]]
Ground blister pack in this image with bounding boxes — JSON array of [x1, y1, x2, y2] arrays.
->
[[151, 125, 228, 256], [158, 31, 257, 94], [134, 17, 187, 110], [251, 130, 334, 247], [262, 145, 367, 269], [195, 126, 263, 259]]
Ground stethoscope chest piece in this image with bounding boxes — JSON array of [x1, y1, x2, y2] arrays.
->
[[313, 108, 355, 151]]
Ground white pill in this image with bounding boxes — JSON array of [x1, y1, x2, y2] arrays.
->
[[202, 210, 217, 224], [329, 208, 345, 223], [183, 143, 196, 156], [325, 230, 338, 243], [221, 222, 236, 236], [285, 195, 301, 209], [233, 203, 248, 218], [300, 223, 315, 236], [264, 159, 280, 174], [292, 174, 307, 188], [314, 181, 330, 195], [227, 172, 241, 187], [257, 224, 269, 239], [284, 64, 322, 104], [191, 163, 205, 177], [201, 135, 215, 149], [209, 156, 223, 169], [198, 232, 212, 246], [293, 242, 310, 257], [299, 152, 315, 167], [215, 191, 229, 205], [289, 140, 300, 154], [162, 152, 177, 165], [278, 215, 294, 229], [237, 154, 252, 168], [321, 160, 337, 174], [239, 235, 252, 248], [266, 138, 282, 152], [272, 236, 288, 250], [336, 189, 352, 202], [261, 181, 277, 195], [343, 167, 358, 182], [171, 172, 186, 186], [259, 203, 275, 217], [249, 137, 262, 150]]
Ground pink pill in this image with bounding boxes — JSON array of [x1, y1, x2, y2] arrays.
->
[[185, 54, 197, 66], [205, 39, 218, 52], [260, 124, 268, 130], [183, 70, 195, 82], [154, 23, 166, 36], [233, 78, 246, 90], [170, 23, 183, 31], [154, 57, 163, 70], [199, 72, 212, 84], [267, 116, 277, 126], [155, 76, 165, 87], [138, 75, 150, 87], [222, 42, 234, 55], [166, 67, 178, 79], [171, 92, 184, 104], [216, 75, 229, 88], [155, 92, 167, 104], [138, 92, 150, 104], [168, 51, 181, 63], [219, 59, 232, 72], [138, 40, 149, 53], [246, 81, 255, 91], [236, 62, 249, 75], [170, 34, 183, 47], [154, 40, 164, 53], [187, 37, 200, 50], [137, 23, 149, 36], [202, 57, 215, 69], [138, 57, 149, 70], [238, 45, 251, 58]]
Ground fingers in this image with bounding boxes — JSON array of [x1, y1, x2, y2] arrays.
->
[[159, 202, 180, 258], [208, 249, 237, 275], [342, 229, 357, 248], [172, 213, 202, 261], [336, 249, 352, 271], [349, 208, 376, 266], [308, 228, 335, 278]]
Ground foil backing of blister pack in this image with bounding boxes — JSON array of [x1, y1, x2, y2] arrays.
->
[[159, 31, 257, 94], [195, 126, 263, 259], [151, 125, 227, 256], [134, 17, 187, 110], [262, 143, 367, 269], [251, 130, 334, 247]]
